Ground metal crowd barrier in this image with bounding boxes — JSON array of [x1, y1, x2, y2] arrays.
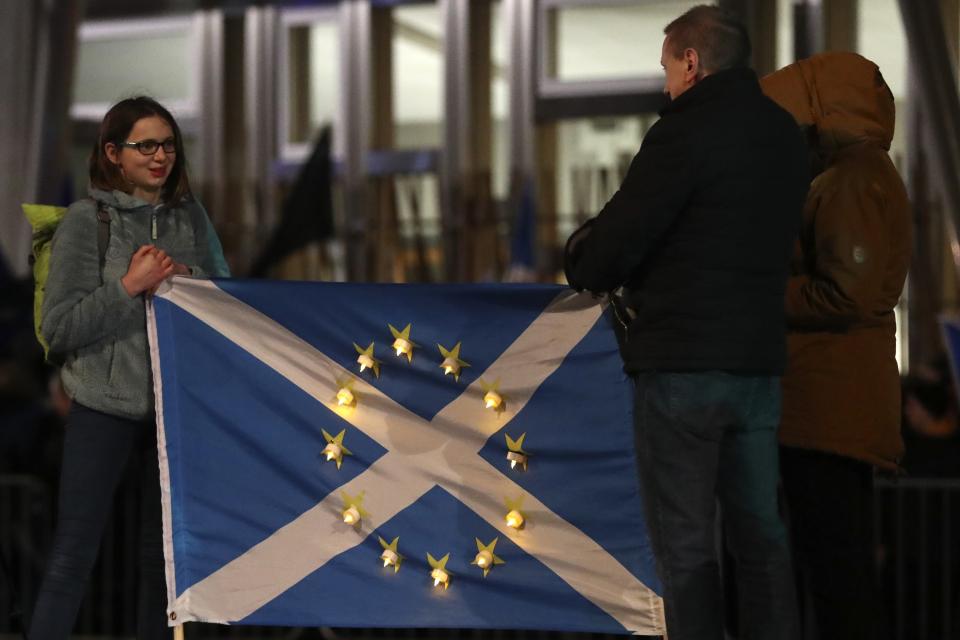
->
[[874, 477, 960, 640], [3, 472, 958, 639]]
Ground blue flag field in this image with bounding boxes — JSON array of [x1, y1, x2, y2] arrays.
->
[[146, 277, 664, 634]]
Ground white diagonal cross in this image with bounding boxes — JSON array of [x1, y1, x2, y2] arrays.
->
[[149, 279, 664, 635]]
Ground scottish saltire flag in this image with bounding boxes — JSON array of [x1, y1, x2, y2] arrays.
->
[[146, 278, 664, 634]]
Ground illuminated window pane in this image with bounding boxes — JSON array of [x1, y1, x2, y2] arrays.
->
[[74, 30, 192, 106], [547, 1, 711, 82], [776, 0, 794, 69], [394, 3, 443, 149], [555, 116, 652, 240], [285, 19, 340, 147], [309, 22, 340, 139], [856, 0, 907, 171], [857, 0, 906, 100]]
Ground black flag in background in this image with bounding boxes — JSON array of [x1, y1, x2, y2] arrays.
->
[[249, 126, 335, 277]]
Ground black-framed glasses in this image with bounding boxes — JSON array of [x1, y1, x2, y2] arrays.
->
[[119, 138, 177, 156]]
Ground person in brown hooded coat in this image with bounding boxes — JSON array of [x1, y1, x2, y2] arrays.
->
[[761, 52, 911, 639]]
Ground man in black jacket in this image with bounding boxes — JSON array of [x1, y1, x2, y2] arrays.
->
[[565, 6, 808, 640]]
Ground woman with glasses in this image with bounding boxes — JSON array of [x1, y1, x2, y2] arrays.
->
[[30, 96, 229, 640]]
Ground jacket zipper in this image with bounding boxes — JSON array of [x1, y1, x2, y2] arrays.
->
[[151, 210, 158, 240]]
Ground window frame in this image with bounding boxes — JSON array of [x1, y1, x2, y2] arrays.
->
[[277, 6, 342, 163]]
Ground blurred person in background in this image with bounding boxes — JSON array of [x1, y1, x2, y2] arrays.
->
[[29, 96, 229, 640], [901, 356, 960, 477]]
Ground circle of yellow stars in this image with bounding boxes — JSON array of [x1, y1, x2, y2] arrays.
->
[[325, 323, 547, 590]]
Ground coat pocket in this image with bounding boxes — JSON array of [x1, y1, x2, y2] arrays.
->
[[73, 335, 116, 389]]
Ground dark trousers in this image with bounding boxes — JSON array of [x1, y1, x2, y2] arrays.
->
[[28, 402, 167, 640], [779, 447, 884, 640], [634, 371, 799, 640]]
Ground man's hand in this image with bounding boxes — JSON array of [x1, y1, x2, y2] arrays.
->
[[563, 218, 595, 292]]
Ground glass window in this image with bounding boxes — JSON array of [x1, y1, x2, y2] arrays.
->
[[308, 22, 340, 136], [857, 0, 906, 100], [72, 18, 197, 119], [280, 8, 341, 160], [856, 0, 906, 170], [543, 1, 711, 83], [776, 0, 795, 70], [394, 3, 443, 149], [554, 116, 652, 240]]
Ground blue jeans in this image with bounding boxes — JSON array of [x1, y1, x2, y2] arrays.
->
[[633, 372, 799, 640], [28, 403, 167, 640]]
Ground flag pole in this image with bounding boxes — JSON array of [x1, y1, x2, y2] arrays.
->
[[174, 623, 184, 640]]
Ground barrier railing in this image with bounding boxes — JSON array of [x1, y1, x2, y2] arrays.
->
[[874, 477, 960, 640]]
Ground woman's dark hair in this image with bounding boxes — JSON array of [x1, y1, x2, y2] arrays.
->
[[89, 96, 192, 204]]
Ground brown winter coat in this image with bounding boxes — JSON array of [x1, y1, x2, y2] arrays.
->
[[761, 52, 912, 470]]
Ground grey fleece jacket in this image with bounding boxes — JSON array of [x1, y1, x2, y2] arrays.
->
[[41, 188, 230, 420]]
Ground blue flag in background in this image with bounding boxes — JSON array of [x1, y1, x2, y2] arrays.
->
[[147, 278, 664, 634], [940, 316, 960, 403], [510, 183, 536, 271]]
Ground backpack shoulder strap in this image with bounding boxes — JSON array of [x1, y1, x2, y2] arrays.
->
[[95, 200, 111, 276]]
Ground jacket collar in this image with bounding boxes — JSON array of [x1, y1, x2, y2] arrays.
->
[[660, 67, 761, 116], [89, 187, 166, 212]]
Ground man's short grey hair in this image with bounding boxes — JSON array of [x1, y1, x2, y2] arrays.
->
[[664, 5, 751, 74]]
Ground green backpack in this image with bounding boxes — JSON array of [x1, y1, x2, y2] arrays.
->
[[23, 201, 110, 359]]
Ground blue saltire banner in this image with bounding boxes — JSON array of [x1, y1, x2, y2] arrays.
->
[[146, 278, 664, 634]]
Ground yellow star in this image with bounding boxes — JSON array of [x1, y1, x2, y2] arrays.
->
[[504, 495, 526, 530], [505, 432, 529, 470], [353, 342, 381, 378], [505, 432, 526, 453], [437, 342, 470, 381], [389, 323, 418, 363], [480, 379, 505, 413], [334, 376, 357, 408], [321, 429, 353, 469], [471, 537, 506, 577], [427, 552, 453, 589], [340, 490, 369, 526], [378, 535, 404, 573]]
